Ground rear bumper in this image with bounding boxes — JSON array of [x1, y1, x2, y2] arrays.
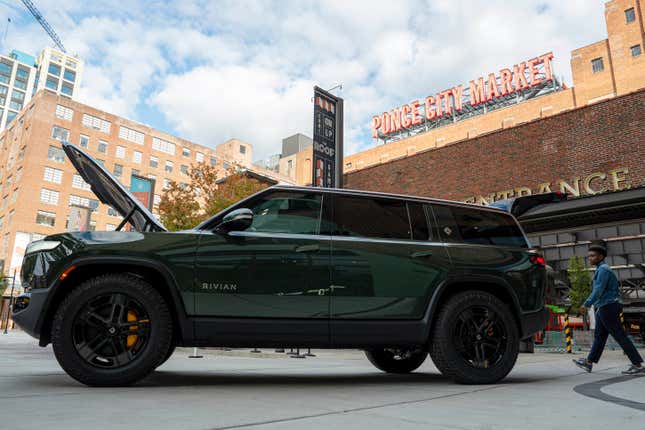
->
[[11, 289, 48, 340], [520, 307, 549, 338]]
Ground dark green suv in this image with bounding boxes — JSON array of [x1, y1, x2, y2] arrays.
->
[[12, 143, 548, 386]]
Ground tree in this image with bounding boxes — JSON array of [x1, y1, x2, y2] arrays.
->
[[159, 163, 271, 231], [567, 255, 592, 312]]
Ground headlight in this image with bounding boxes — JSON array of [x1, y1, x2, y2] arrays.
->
[[25, 240, 61, 254]]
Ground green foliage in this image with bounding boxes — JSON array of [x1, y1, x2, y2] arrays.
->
[[567, 255, 592, 310], [159, 162, 270, 232]]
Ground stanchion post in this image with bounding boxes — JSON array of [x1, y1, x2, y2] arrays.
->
[[564, 313, 572, 354]]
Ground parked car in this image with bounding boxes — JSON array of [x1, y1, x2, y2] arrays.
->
[[11, 142, 548, 386]]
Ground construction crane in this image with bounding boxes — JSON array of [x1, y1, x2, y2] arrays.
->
[[20, 0, 66, 53]]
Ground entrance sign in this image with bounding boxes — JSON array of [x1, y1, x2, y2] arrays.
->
[[312, 86, 344, 188]]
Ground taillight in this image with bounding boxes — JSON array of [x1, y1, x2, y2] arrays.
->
[[530, 255, 546, 266]]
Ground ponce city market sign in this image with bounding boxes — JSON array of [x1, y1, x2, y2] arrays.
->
[[371, 52, 555, 138]]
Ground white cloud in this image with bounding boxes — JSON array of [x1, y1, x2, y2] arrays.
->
[[6, 0, 608, 160]]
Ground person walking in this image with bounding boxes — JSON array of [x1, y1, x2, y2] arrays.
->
[[573, 244, 644, 375]]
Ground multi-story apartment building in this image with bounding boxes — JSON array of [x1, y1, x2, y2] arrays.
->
[[0, 47, 83, 132], [0, 90, 265, 281]]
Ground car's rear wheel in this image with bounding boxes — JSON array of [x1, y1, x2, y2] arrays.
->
[[365, 348, 428, 373], [156, 342, 176, 368], [429, 290, 519, 384], [51, 274, 173, 386]]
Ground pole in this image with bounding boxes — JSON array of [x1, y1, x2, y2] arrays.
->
[[3, 272, 16, 334], [564, 313, 572, 354]]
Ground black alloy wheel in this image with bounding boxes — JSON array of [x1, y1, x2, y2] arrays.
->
[[429, 290, 519, 384], [72, 293, 151, 368], [52, 274, 173, 386], [453, 305, 508, 370]]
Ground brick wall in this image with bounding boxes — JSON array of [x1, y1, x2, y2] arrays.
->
[[344, 89, 645, 203]]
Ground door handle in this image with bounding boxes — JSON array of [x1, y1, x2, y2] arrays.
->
[[410, 250, 433, 259], [295, 244, 320, 253]]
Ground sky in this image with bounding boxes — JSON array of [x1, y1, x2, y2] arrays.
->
[[0, 0, 607, 161]]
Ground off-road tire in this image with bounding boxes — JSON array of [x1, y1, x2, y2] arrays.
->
[[156, 343, 176, 368], [429, 290, 519, 384], [365, 348, 428, 373], [51, 273, 173, 386]]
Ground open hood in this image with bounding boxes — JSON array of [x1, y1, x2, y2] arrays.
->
[[62, 142, 166, 232]]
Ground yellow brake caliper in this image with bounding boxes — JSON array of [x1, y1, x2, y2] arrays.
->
[[126, 311, 138, 348]]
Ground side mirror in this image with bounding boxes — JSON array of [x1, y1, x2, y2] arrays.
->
[[214, 208, 253, 234]]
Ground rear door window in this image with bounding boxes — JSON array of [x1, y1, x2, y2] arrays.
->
[[407, 202, 431, 240], [432, 204, 528, 248], [329, 195, 410, 240]]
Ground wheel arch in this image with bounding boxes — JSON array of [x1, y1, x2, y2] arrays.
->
[[38, 257, 192, 347]]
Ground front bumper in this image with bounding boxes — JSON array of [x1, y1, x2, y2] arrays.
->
[[519, 307, 549, 338], [11, 289, 49, 340]]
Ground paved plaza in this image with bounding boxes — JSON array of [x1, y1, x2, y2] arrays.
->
[[1, 331, 643, 430]]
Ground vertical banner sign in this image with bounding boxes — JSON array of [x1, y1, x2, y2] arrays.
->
[[312, 86, 343, 188], [130, 174, 155, 210], [69, 205, 91, 232]]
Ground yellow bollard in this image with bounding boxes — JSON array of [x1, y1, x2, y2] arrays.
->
[[564, 314, 572, 354]]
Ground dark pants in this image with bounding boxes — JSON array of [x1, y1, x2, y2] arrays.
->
[[587, 302, 643, 365]]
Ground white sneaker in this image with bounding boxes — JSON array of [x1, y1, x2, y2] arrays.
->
[[621, 364, 645, 375]]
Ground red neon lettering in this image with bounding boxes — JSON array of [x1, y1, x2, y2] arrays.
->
[[410, 100, 422, 125], [539, 52, 554, 81], [440, 89, 453, 115], [381, 112, 390, 134], [371, 115, 382, 138], [527, 57, 541, 87], [401, 104, 412, 128], [390, 108, 402, 132], [486, 73, 500, 101], [469, 77, 486, 106], [513, 62, 529, 91], [499, 68, 514, 96], [451, 85, 463, 112], [424, 96, 436, 120]]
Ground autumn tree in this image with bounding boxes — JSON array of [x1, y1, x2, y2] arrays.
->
[[159, 162, 270, 231]]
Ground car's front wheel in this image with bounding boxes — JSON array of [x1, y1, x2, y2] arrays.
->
[[51, 274, 173, 386], [429, 290, 519, 384], [365, 348, 428, 373]]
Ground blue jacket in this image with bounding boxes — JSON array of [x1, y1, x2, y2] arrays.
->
[[584, 261, 621, 308]]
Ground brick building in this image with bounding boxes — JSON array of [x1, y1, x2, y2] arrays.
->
[[0, 91, 290, 280]]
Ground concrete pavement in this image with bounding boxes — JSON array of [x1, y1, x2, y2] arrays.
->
[[0, 331, 643, 430]]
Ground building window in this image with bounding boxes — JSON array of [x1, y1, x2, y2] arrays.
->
[[152, 137, 175, 155], [45, 77, 58, 91], [149, 156, 159, 168], [114, 164, 124, 178], [132, 151, 142, 164], [43, 167, 63, 184], [97, 140, 108, 154], [106, 223, 116, 231], [153, 194, 161, 206], [631, 44, 642, 57], [108, 207, 119, 217], [148, 173, 157, 181], [131, 168, 140, 176], [36, 210, 56, 227], [591, 57, 604, 73], [1, 195, 7, 209], [223, 161, 230, 170], [79, 134, 89, 148], [210, 156, 217, 166], [196, 152, 204, 162], [165, 160, 173, 173], [72, 174, 91, 190], [40, 188, 60, 205], [82, 113, 111, 133], [11, 188, 18, 204], [55, 104, 73, 121], [180, 164, 189, 175], [6, 111, 17, 124], [69, 194, 91, 208], [116, 145, 126, 159], [63, 69, 76, 82], [163, 178, 170, 189], [625, 7, 635, 23], [239, 145, 246, 154], [118, 126, 144, 145], [287, 160, 293, 169], [61, 83, 73, 97], [182, 147, 190, 157], [48, 63, 61, 76], [48, 145, 66, 163]]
